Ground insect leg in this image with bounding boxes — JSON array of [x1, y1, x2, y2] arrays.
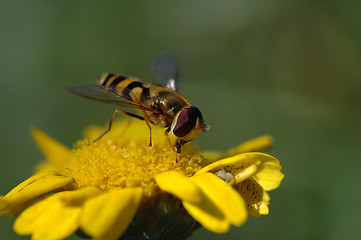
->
[[94, 109, 144, 143], [165, 127, 178, 162], [164, 127, 173, 147], [141, 110, 153, 147], [175, 139, 188, 154]]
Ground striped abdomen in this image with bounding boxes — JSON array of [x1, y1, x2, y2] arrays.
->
[[98, 73, 190, 127], [98, 73, 150, 103]]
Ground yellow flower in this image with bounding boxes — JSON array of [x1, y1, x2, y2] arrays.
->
[[0, 120, 284, 240]]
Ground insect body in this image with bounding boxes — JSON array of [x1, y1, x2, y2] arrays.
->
[[67, 54, 211, 153]]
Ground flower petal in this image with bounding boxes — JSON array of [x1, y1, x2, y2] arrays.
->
[[234, 178, 270, 217], [14, 191, 85, 240], [31, 127, 70, 166], [1, 173, 72, 215], [233, 164, 258, 184], [80, 188, 143, 240], [0, 198, 8, 213], [196, 152, 263, 183], [252, 154, 284, 191], [197, 152, 259, 175], [226, 135, 273, 156], [197, 152, 283, 191], [60, 186, 102, 206], [183, 173, 247, 233], [155, 171, 202, 204]]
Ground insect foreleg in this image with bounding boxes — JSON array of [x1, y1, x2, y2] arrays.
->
[[164, 127, 179, 162], [164, 127, 173, 146], [175, 139, 187, 154], [94, 109, 144, 142]]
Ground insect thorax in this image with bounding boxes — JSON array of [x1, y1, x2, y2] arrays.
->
[[145, 87, 190, 128]]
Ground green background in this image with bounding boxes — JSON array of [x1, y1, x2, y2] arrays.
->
[[1, 1, 360, 239]]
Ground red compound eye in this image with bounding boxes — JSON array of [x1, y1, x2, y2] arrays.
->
[[173, 106, 203, 137]]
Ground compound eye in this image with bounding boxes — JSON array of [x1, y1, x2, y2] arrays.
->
[[173, 108, 199, 137]]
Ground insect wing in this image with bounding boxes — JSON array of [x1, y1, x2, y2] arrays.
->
[[66, 84, 145, 109], [152, 53, 180, 92]]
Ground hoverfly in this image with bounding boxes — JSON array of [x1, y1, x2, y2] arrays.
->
[[66, 54, 211, 154]]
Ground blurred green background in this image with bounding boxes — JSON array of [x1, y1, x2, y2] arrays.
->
[[1, 1, 360, 239]]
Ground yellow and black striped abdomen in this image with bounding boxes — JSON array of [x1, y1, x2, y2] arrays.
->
[[98, 73, 150, 102]]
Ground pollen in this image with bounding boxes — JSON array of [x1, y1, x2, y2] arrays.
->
[[58, 120, 203, 197]]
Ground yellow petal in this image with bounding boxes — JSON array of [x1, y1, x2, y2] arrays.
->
[[155, 171, 202, 204], [252, 154, 284, 191], [14, 191, 83, 240], [196, 152, 264, 184], [31, 127, 70, 166], [234, 178, 270, 217], [80, 188, 143, 240], [183, 173, 247, 233], [60, 186, 102, 206], [197, 152, 283, 191], [1, 173, 72, 215], [197, 152, 259, 175], [233, 164, 258, 184], [226, 135, 273, 156], [192, 173, 247, 226], [0, 198, 8, 212]]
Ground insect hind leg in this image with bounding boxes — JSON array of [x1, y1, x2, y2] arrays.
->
[[93, 109, 144, 143]]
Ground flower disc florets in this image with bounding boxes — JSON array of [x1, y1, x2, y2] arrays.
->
[[61, 139, 202, 197]]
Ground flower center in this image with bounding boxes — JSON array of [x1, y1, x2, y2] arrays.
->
[[58, 121, 203, 197]]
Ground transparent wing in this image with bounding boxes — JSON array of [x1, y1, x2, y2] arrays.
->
[[152, 53, 180, 92], [66, 84, 152, 110]]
